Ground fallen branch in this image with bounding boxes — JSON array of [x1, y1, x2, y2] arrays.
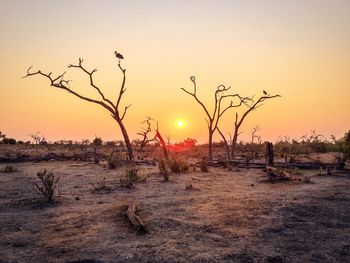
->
[[126, 200, 147, 233], [207, 160, 342, 170], [266, 166, 292, 183]]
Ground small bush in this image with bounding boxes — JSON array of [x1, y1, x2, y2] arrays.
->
[[159, 159, 169, 181], [108, 153, 124, 169], [303, 176, 311, 183], [200, 157, 208, 172], [316, 168, 326, 176], [1, 138, 17, 145], [0, 165, 17, 173], [185, 182, 193, 190], [34, 169, 60, 202], [89, 177, 112, 192], [92, 137, 103, 146], [168, 158, 189, 173], [120, 166, 140, 188]]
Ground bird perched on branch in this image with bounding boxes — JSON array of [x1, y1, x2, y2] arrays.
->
[[114, 51, 124, 60], [263, 90, 267, 95]]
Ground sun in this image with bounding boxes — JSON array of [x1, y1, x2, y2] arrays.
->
[[176, 119, 185, 128]]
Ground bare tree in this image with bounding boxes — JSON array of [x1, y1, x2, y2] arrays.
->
[[310, 130, 324, 143], [156, 128, 169, 160], [218, 91, 280, 160], [137, 117, 157, 151], [250, 125, 261, 159], [181, 76, 249, 161], [24, 52, 135, 162], [29, 132, 46, 145]]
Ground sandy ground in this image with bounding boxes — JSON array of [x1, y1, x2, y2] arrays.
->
[[0, 161, 349, 263]]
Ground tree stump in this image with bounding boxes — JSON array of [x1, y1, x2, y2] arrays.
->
[[266, 142, 274, 167], [266, 142, 275, 182]]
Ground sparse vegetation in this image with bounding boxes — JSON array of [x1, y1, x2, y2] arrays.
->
[[200, 156, 208, 172], [92, 137, 103, 147], [108, 152, 124, 169], [89, 177, 112, 192], [33, 169, 60, 202], [303, 176, 311, 183], [0, 165, 17, 173], [185, 182, 193, 190], [120, 166, 140, 188], [1, 138, 17, 145], [167, 158, 189, 173]]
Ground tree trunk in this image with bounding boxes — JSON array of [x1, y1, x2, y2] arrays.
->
[[116, 119, 134, 163], [265, 142, 274, 167], [208, 127, 213, 161], [230, 127, 238, 161], [217, 128, 231, 161], [156, 131, 169, 160]]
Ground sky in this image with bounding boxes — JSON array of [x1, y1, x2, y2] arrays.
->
[[0, 0, 349, 144]]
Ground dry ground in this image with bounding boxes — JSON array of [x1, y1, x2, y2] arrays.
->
[[0, 161, 349, 263]]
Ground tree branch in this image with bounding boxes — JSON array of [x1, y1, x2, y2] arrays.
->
[[181, 76, 211, 120], [120, 104, 131, 121], [68, 58, 115, 109], [116, 63, 126, 110], [24, 66, 115, 115]]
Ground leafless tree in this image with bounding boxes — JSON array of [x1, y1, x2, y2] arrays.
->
[[24, 52, 135, 162], [181, 76, 249, 161], [156, 129, 169, 160], [218, 91, 280, 160], [310, 130, 324, 143], [250, 125, 260, 159], [29, 132, 46, 145], [137, 117, 157, 151]]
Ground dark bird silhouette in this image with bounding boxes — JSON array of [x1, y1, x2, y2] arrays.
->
[[114, 51, 124, 60], [263, 90, 267, 95]]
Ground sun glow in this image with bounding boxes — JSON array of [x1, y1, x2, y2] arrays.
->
[[176, 119, 185, 128]]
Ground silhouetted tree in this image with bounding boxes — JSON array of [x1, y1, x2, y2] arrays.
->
[[218, 91, 280, 160], [92, 137, 103, 147], [137, 117, 157, 151], [250, 125, 261, 159], [29, 132, 46, 145], [181, 76, 249, 161], [24, 52, 135, 162]]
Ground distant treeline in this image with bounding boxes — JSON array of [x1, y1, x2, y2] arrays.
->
[[1, 130, 349, 156]]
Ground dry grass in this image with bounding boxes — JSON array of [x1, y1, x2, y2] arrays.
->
[[0, 161, 349, 262]]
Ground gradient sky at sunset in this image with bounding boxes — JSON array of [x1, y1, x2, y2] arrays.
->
[[1, 0, 349, 143]]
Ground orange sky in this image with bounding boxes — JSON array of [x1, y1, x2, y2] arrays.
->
[[0, 0, 349, 143]]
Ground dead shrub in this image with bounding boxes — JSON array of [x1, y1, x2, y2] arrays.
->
[[89, 177, 112, 192], [33, 169, 60, 202], [168, 158, 189, 173], [108, 152, 124, 169], [0, 165, 17, 173], [185, 182, 193, 190], [303, 176, 311, 183], [120, 166, 140, 188], [158, 159, 169, 181], [200, 156, 208, 172]]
